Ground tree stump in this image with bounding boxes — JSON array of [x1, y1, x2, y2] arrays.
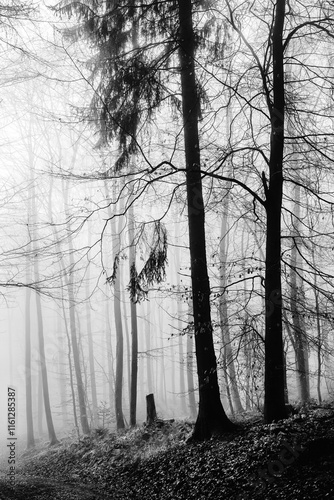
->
[[146, 393, 157, 425]]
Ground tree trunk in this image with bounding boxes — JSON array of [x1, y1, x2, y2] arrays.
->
[[219, 194, 243, 414], [63, 193, 90, 435], [105, 299, 115, 411], [29, 132, 58, 446], [242, 319, 252, 410], [66, 268, 90, 435], [63, 306, 79, 437], [25, 253, 35, 449], [86, 232, 99, 427], [264, 0, 288, 423], [47, 161, 78, 436], [113, 269, 125, 429], [290, 184, 310, 403], [177, 0, 235, 439], [122, 288, 131, 405], [171, 337, 176, 408], [158, 312, 167, 407], [87, 296, 98, 427], [8, 311, 13, 385], [128, 202, 138, 427], [37, 371, 43, 437], [175, 230, 187, 414], [186, 326, 197, 420], [146, 393, 157, 425], [58, 167, 90, 436], [56, 316, 68, 428], [312, 248, 322, 403], [111, 186, 126, 430], [178, 310, 187, 414], [34, 288, 59, 445], [315, 308, 322, 404], [222, 343, 234, 416], [32, 208, 58, 445], [283, 348, 289, 404], [145, 302, 154, 394], [104, 180, 125, 430], [176, 287, 187, 415]]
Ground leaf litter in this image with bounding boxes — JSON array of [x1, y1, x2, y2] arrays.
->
[[1, 402, 334, 499]]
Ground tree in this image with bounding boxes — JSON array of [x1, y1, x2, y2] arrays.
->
[[0, 2, 43, 448], [218, 0, 287, 423], [128, 191, 139, 427], [219, 0, 334, 420], [177, 0, 235, 439], [186, 322, 197, 420], [56, 0, 236, 439], [48, 167, 80, 437], [107, 182, 126, 430], [288, 182, 310, 402], [86, 232, 99, 426], [53, 0, 334, 429], [174, 219, 188, 415], [25, 240, 35, 449], [262, 0, 287, 422], [62, 172, 90, 435], [29, 131, 58, 446], [219, 188, 244, 414]]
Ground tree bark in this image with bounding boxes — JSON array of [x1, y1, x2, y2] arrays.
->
[[312, 247, 322, 403], [174, 228, 187, 414], [110, 185, 125, 430], [37, 371, 43, 437], [105, 298, 115, 411], [63, 304, 80, 437], [146, 393, 157, 425], [177, 0, 235, 439], [67, 282, 90, 434], [62, 176, 90, 436], [315, 297, 322, 404], [145, 301, 154, 394], [158, 310, 167, 407], [85, 225, 99, 426], [34, 287, 59, 445], [46, 145, 79, 436], [32, 199, 58, 445], [219, 191, 243, 414], [264, 0, 287, 423], [28, 128, 58, 445], [25, 252, 35, 449], [290, 184, 310, 403], [178, 303, 187, 414], [86, 276, 99, 426], [113, 250, 125, 429], [56, 315, 68, 428], [186, 326, 197, 420], [104, 179, 125, 429], [128, 202, 138, 427]]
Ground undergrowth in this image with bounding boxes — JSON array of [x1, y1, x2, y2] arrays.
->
[[5, 401, 334, 499]]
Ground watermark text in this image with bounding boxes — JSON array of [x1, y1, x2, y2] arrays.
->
[[7, 387, 16, 487]]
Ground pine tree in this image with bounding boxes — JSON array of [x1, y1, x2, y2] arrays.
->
[[56, 0, 235, 439]]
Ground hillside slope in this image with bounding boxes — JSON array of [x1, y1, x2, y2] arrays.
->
[[1, 403, 334, 499]]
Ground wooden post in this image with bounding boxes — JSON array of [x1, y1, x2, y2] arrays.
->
[[146, 394, 157, 425]]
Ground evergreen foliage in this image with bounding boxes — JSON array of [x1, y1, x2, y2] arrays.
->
[[127, 221, 167, 302], [54, 0, 218, 301], [107, 221, 167, 303], [55, 0, 180, 163]]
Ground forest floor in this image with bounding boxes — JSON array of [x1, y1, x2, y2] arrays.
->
[[0, 401, 334, 499]]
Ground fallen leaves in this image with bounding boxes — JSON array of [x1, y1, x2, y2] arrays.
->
[[4, 402, 334, 499]]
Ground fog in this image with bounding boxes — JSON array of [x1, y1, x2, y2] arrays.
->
[[0, 1, 333, 462]]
